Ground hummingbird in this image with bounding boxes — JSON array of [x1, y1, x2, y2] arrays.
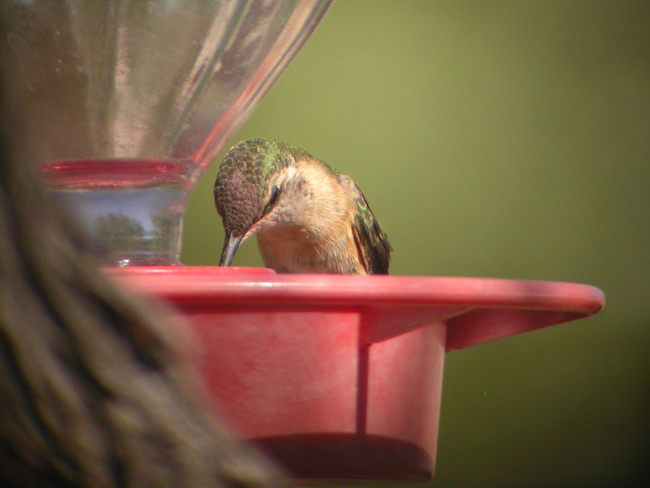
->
[[214, 138, 391, 274]]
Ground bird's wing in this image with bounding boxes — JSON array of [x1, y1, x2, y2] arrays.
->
[[338, 175, 392, 275]]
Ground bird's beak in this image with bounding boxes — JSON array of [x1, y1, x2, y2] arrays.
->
[[219, 233, 244, 267]]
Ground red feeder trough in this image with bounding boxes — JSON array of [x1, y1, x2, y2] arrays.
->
[[108, 267, 605, 482]]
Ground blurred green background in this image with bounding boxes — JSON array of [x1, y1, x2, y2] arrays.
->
[[183, 1, 649, 486]]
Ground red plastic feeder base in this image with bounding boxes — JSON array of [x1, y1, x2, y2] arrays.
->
[[107, 267, 605, 482]]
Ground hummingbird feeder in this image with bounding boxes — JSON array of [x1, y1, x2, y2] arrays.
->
[[2, 0, 605, 483]]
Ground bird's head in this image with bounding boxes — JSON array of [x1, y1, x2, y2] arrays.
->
[[214, 139, 290, 266]]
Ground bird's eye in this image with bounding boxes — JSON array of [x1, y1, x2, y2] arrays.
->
[[264, 185, 281, 213]]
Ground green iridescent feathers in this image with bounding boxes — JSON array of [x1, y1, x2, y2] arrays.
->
[[214, 138, 392, 273], [214, 139, 290, 236], [338, 175, 392, 274]]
